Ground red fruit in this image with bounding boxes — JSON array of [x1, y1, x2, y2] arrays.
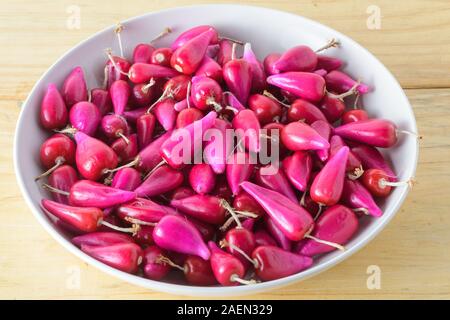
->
[[170, 195, 226, 225], [41, 199, 102, 233], [233, 191, 265, 217], [318, 95, 346, 123], [136, 113, 156, 149], [132, 43, 155, 64], [62, 67, 88, 107], [209, 242, 246, 286], [342, 109, 369, 124], [74, 132, 118, 181], [105, 56, 131, 88], [176, 108, 203, 128], [184, 255, 217, 286], [91, 88, 112, 116], [151, 47, 173, 66], [48, 165, 78, 204], [170, 28, 216, 75], [287, 99, 327, 124], [164, 74, 191, 101], [248, 94, 282, 125], [81, 243, 143, 274], [252, 246, 313, 281], [361, 168, 393, 197], [40, 134, 76, 170], [132, 83, 157, 107], [143, 246, 171, 280], [111, 134, 138, 164], [224, 228, 256, 268], [40, 83, 68, 130], [223, 59, 252, 104]]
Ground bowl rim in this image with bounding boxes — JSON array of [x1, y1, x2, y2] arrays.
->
[[14, 3, 419, 297]]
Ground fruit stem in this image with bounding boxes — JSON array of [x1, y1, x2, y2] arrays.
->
[[263, 90, 291, 108], [219, 214, 248, 232], [313, 204, 324, 221], [315, 38, 340, 53], [103, 156, 140, 175], [299, 190, 307, 207], [206, 97, 223, 113], [348, 165, 364, 180], [327, 81, 359, 100], [100, 220, 139, 235], [186, 81, 192, 109], [117, 132, 130, 145], [114, 23, 124, 57], [143, 159, 167, 180], [220, 199, 242, 229], [230, 274, 258, 285], [105, 48, 129, 76], [220, 239, 259, 268], [304, 234, 345, 251], [352, 208, 370, 215], [124, 217, 156, 226], [397, 130, 422, 140], [219, 36, 244, 45], [146, 85, 173, 113], [41, 183, 70, 196], [379, 177, 415, 188], [231, 42, 237, 61], [156, 255, 185, 272], [151, 27, 172, 43], [141, 78, 156, 94], [233, 210, 259, 218], [34, 157, 65, 181]]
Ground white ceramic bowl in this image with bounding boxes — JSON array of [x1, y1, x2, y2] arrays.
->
[[14, 4, 418, 296]]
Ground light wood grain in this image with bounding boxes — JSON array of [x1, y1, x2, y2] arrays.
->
[[1, 0, 449, 299]]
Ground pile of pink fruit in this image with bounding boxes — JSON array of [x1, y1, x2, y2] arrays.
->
[[36, 25, 412, 286]]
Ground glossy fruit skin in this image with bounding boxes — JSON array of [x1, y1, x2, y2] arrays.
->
[[232, 109, 261, 153], [342, 109, 369, 124], [135, 165, 184, 198], [40, 134, 76, 169], [325, 70, 370, 95], [282, 151, 312, 192], [273, 45, 318, 72], [341, 178, 383, 217], [184, 255, 217, 286], [351, 145, 397, 181], [69, 180, 136, 208], [252, 246, 313, 281], [48, 165, 78, 204], [224, 228, 256, 268], [310, 146, 349, 206], [170, 28, 216, 75], [111, 167, 141, 192], [329, 135, 361, 172], [267, 72, 326, 103], [164, 74, 191, 101], [151, 47, 173, 67], [170, 195, 225, 225], [100, 114, 129, 140], [142, 246, 171, 280], [195, 55, 223, 83], [287, 99, 327, 124], [189, 163, 216, 195], [209, 242, 245, 286], [132, 43, 155, 63], [226, 151, 255, 196], [91, 88, 112, 116], [128, 63, 179, 83], [81, 243, 143, 274], [72, 232, 134, 247], [298, 205, 358, 256], [263, 53, 281, 75], [255, 164, 297, 203], [248, 94, 281, 125], [217, 39, 233, 66], [153, 215, 211, 260], [319, 95, 345, 123], [134, 225, 155, 246], [265, 217, 292, 251], [334, 119, 397, 148], [361, 168, 392, 197], [232, 191, 265, 217], [41, 199, 102, 233], [116, 197, 175, 223], [254, 230, 278, 247], [111, 134, 138, 164], [74, 132, 118, 181], [62, 66, 88, 107], [132, 83, 156, 107], [190, 76, 223, 110], [241, 181, 314, 241], [223, 59, 253, 104], [177, 108, 203, 128], [105, 56, 131, 88], [316, 55, 342, 71], [153, 98, 177, 131], [171, 25, 219, 51], [40, 83, 68, 130], [281, 121, 330, 151], [136, 113, 156, 149]]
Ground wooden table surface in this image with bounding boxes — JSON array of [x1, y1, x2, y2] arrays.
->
[[1, 0, 449, 299]]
